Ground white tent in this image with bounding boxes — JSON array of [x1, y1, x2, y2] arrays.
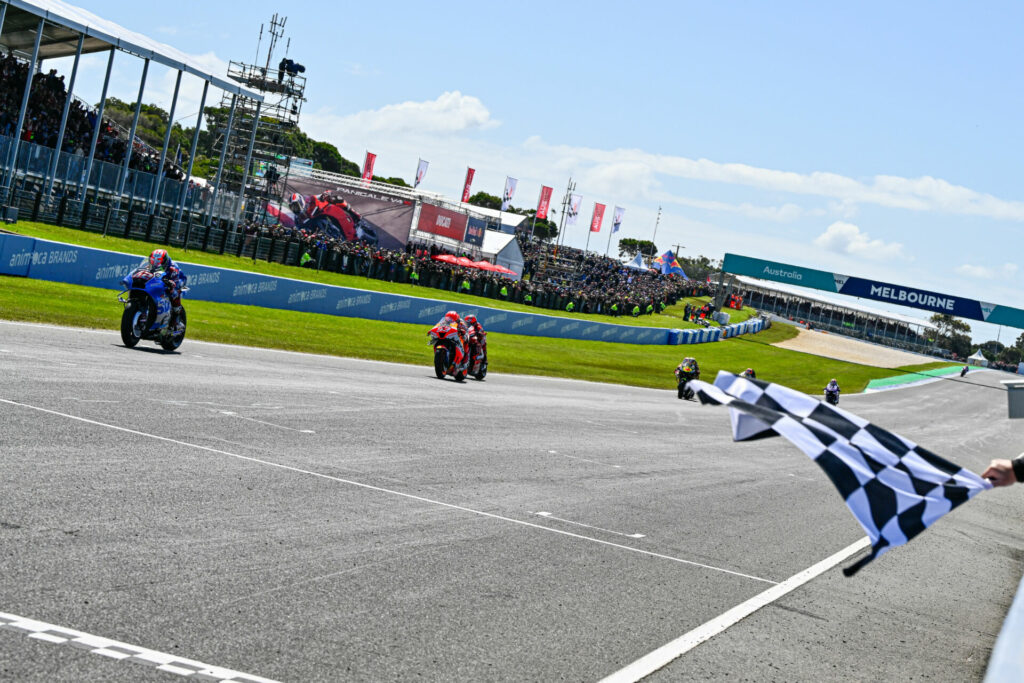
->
[[967, 350, 989, 367], [622, 253, 650, 271], [481, 231, 524, 278]]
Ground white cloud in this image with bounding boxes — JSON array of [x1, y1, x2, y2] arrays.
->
[[954, 263, 1019, 280], [813, 221, 907, 261], [530, 140, 1024, 222], [303, 91, 498, 140]]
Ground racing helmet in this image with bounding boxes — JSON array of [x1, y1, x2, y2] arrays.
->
[[745, 368, 753, 375], [149, 249, 169, 271], [289, 192, 306, 214], [464, 315, 477, 326], [682, 365, 693, 373], [444, 311, 460, 322]]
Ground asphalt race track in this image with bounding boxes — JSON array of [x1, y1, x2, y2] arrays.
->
[[2, 320, 1023, 682]]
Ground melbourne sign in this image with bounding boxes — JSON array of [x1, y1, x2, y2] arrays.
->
[[722, 253, 1024, 329]]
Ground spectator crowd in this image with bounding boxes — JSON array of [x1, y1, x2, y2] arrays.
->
[[0, 51, 186, 183], [236, 220, 711, 318]]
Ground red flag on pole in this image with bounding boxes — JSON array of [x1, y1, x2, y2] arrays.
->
[[461, 167, 475, 202], [590, 203, 606, 232], [536, 185, 553, 220], [361, 152, 376, 184]]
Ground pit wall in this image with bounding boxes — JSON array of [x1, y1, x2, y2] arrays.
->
[[0, 234, 767, 345]]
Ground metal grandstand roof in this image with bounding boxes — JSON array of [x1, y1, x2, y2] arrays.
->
[[0, 0, 263, 101]]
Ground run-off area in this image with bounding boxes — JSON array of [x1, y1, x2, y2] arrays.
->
[[0, 322, 1021, 682]]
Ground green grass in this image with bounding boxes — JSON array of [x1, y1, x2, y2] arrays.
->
[[5, 220, 754, 329], [0, 276, 949, 394]]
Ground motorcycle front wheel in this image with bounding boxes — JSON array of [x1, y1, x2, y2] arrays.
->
[[120, 302, 143, 347], [434, 347, 447, 379], [160, 309, 186, 351]]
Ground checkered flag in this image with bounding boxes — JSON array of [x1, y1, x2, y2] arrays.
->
[[690, 371, 991, 575]]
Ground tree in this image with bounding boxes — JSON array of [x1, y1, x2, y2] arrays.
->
[[998, 346, 1022, 365], [930, 314, 972, 338], [467, 191, 503, 211], [617, 238, 657, 259], [1015, 332, 1024, 351]]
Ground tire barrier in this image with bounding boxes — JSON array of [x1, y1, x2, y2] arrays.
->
[[1, 234, 769, 346]]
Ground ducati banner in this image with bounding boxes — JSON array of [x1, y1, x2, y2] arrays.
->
[[590, 202, 606, 233], [273, 176, 415, 251], [566, 193, 583, 226], [414, 159, 429, 188], [361, 151, 376, 184], [612, 206, 625, 233], [461, 167, 475, 202], [417, 203, 468, 242], [536, 185, 553, 220], [501, 176, 518, 211]]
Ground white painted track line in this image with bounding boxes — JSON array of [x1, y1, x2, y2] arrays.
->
[[598, 537, 871, 682], [0, 610, 279, 682], [0, 397, 776, 585]]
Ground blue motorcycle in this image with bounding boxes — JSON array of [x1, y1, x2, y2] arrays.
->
[[118, 268, 187, 351]]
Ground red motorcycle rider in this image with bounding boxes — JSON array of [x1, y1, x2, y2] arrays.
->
[[463, 314, 487, 371]]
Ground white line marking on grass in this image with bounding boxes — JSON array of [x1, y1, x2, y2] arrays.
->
[[597, 537, 871, 683], [534, 512, 645, 538], [0, 398, 776, 585], [0, 610, 279, 682]]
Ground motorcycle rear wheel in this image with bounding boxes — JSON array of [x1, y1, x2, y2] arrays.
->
[[120, 302, 142, 347]]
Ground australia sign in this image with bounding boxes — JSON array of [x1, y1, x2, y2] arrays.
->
[[722, 253, 1024, 329]]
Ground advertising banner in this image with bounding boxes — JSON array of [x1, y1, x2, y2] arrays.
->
[[0, 234, 777, 346], [501, 177, 518, 211], [566, 193, 583, 226], [722, 253, 1024, 326], [590, 203, 606, 232], [276, 176, 415, 250], [465, 217, 487, 247], [461, 167, 475, 202], [536, 185, 553, 220], [417, 203, 468, 242], [361, 151, 376, 184], [414, 159, 429, 188], [612, 206, 625, 233]]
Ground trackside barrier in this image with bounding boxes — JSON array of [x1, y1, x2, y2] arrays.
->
[[0, 234, 768, 346]]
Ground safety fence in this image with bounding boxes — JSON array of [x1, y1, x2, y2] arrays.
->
[[0, 233, 768, 346]]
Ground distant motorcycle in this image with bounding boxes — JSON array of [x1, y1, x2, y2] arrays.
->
[[118, 268, 187, 351], [676, 367, 699, 400], [824, 388, 840, 406], [429, 321, 468, 382]]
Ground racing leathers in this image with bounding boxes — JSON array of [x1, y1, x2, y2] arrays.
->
[[465, 319, 487, 370], [675, 357, 700, 383], [138, 257, 187, 329]]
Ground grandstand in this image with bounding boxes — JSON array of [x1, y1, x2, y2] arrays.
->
[[730, 275, 939, 355], [0, 0, 263, 241]]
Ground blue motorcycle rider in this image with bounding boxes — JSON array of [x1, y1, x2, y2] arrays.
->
[[139, 249, 187, 330]]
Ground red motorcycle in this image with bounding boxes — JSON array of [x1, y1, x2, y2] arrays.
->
[[467, 336, 487, 381], [429, 321, 468, 382]]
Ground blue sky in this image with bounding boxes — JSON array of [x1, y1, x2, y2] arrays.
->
[[48, 1, 1024, 343]]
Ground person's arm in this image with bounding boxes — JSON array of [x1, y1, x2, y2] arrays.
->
[[982, 456, 1024, 487]]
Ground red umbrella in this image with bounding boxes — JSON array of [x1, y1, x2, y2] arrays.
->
[[456, 256, 477, 267], [473, 260, 500, 271], [494, 264, 517, 275], [433, 254, 458, 264]]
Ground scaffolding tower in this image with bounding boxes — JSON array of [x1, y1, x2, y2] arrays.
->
[[208, 14, 305, 212]]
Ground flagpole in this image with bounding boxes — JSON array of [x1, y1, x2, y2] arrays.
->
[[530, 186, 540, 240], [650, 206, 662, 264], [604, 211, 614, 257]]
